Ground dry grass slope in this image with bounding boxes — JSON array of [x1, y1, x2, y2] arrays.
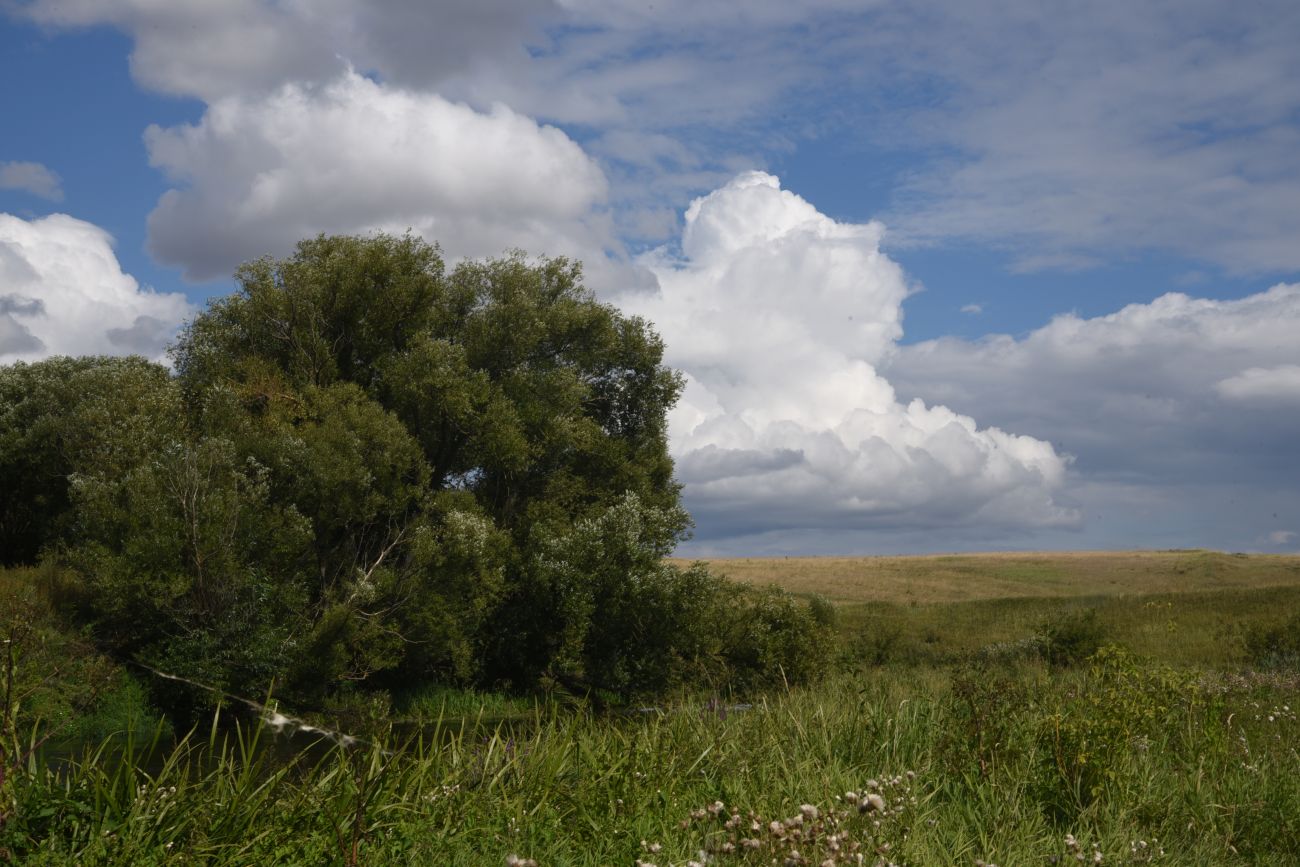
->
[[671, 549, 1300, 604]]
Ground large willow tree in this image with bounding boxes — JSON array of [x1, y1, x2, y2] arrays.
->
[[1, 234, 828, 708]]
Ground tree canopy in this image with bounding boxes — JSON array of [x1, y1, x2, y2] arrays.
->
[[0, 234, 827, 709]]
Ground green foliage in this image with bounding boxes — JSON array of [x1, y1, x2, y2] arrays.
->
[[717, 586, 833, 692], [57, 675, 167, 745], [941, 660, 1038, 779], [1242, 610, 1300, 669], [0, 356, 176, 564], [1039, 607, 1108, 667], [807, 593, 837, 630], [3, 659, 1296, 865], [3, 233, 830, 710], [1032, 646, 1205, 819]]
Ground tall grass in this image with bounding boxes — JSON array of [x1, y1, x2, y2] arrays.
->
[[4, 657, 1296, 865], [4, 558, 1299, 864]]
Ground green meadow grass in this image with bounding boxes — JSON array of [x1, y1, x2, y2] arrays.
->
[[4, 554, 1299, 864], [5, 662, 1297, 865], [835, 585, 1300, 669]]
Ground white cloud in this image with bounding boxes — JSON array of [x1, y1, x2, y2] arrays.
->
[[17, 1, 1300, 275], [0, 213, 192, 362], [0, 161, 63, 201], [17, 0, 561, 102], [960, 303, 982, 315], [875, 0, 1300, 274], [1267, 530, 1296, 546], [1217, 365, 1300, 403], [143, 70, 611, 281], [618, 173, 1076, 545], [888, 284, 1300, 498], [18, 0, 338, 102]]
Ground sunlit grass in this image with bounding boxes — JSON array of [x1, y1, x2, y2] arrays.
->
[[5, 556, 1300, 864], [6, 662, 1297, 865], [676, 549, 1300, 605]]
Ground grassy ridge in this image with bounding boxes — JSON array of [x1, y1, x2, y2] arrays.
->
[[834, 585, 1300, 669], [681, 550, 1300, 670], [674, 549, 1300, 604]]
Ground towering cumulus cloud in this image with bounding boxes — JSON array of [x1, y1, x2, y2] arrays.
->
[[0, 214, 190, 362], [622, 173, 1078, 547]]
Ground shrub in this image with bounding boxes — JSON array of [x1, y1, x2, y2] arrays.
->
[[1243, 611, 1300, 669], [1032, 646, 1201, 819], [1039, 608, 1107, 667], [718, 586, 833, 692], [808, 593, 838, 629], [941, 660, 1036, 778]]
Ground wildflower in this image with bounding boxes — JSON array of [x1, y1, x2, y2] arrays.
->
[[505, 856, 537, 867], [800, 804, 820, 821], [860, 793, 886, 813]]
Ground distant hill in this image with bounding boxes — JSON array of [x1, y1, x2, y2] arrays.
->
[[671, 549, 1300, 605]]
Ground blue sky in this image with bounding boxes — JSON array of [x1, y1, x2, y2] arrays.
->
[[2, 0, 1298, 555]]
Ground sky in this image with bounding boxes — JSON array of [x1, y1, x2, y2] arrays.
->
[[1, 0, 1298, 556]]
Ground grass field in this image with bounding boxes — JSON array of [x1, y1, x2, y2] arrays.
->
[[5, 552, 1299, 864], [673, 550, 1300, 671], [673, 549, 1300, 604]]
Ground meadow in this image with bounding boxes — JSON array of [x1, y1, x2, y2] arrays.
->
[[675, 549, 1300, 605], [3, 550, 1299, 865]]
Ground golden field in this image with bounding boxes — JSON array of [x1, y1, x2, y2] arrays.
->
[[672, 548, 1300, 604]]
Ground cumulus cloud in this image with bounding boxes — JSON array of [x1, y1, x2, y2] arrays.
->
[[0, 161, 64, 200], [17, 0, 338, 101], [1217, 365, 1300, 403], [617, 173, 1076, 546], [17, 0, 559, 102], [16, 1, 1300, 274], [0, 213, 191, 362], [143, 69, 611, 281], [890, 285, 1300, 478]]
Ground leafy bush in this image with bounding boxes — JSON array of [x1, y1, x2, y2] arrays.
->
[[1039, 608, 1108, 667], [1032, 646, 1201, 819], [1243, 611, 1300, 669], [942, 660, 1036, 778], [808, 594, 838, 629], [718, 586, 833, 693]]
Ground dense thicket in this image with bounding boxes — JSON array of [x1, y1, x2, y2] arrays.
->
[[0, 234, 827, 709]]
